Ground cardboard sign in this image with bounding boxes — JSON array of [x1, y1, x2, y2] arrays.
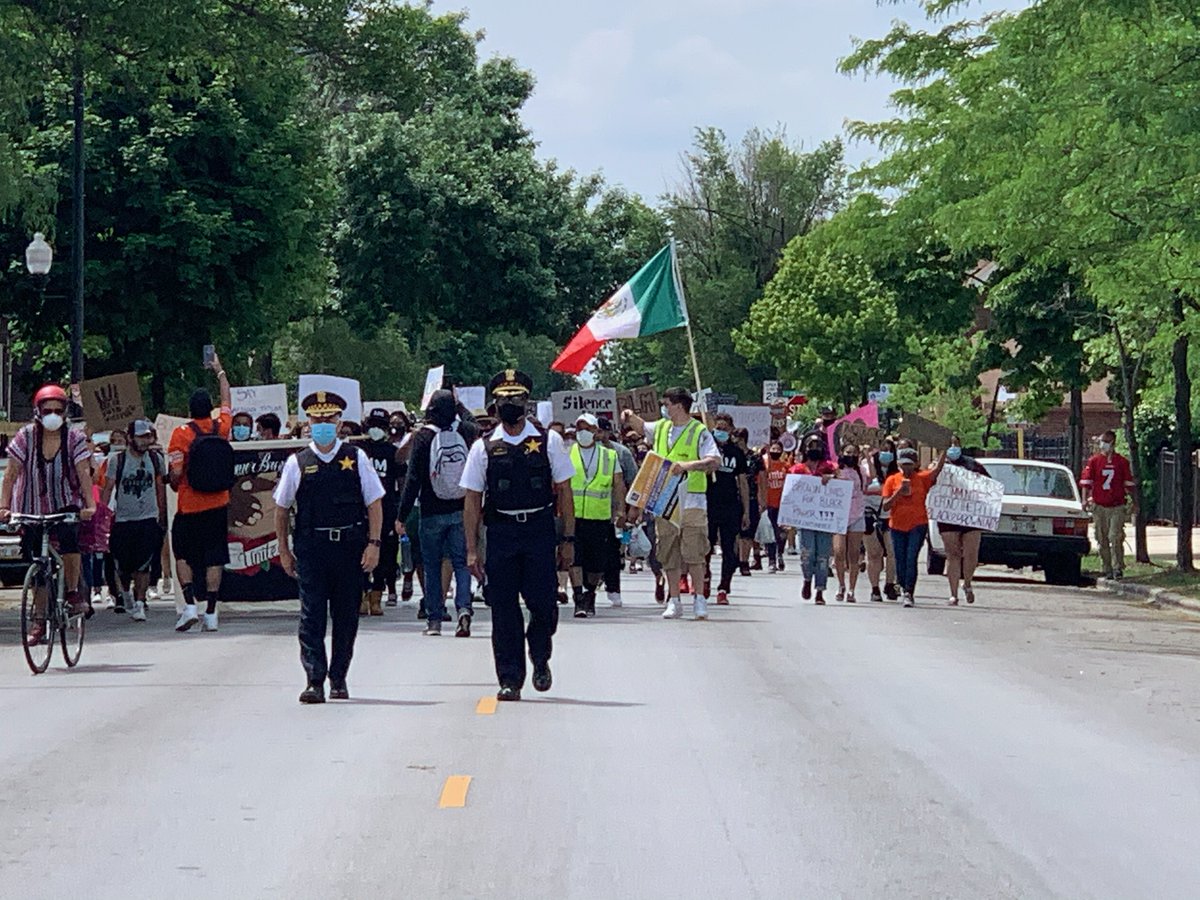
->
[[420, 365, 445, 412], [717, 405, 772, 448], [825, 402, 879, 460], [617, 386, 659, 420], [777, 474, 853, 534], [926, 464, 1004, 531], [625, 451, 683, 520], [81, 372, 145, 432], [230, 384, 288, 425], [454, 385, 486, 414], [298, 374, 362, 423], [898, 413, 955, 450], [552, 389, 617, 426]]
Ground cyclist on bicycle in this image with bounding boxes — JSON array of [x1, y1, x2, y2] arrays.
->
[[0, 384, 97, 642]]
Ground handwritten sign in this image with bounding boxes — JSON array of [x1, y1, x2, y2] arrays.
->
[[617, 386, 659, 420], [718, 405, 772, 448], [625, 451, 683, 520], [298, 374, 362, 423], [552, 388, 617, 426], [777, 474, 853, 534], [420, 365, 445, 412], [81, 372, 145, 432], [231, 384, 288, 425], [925, 463, 1004, 531], [826, 402, 879, 460]]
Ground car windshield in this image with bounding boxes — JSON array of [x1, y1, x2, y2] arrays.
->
[[985, 462, 1078, 501]]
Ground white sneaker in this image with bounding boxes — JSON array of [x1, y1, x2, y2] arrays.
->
[[175, 604, 199, 632], [202, 612, 219, 632], [104, 594, 116, 610], [903, 593, 915, 608], [160, 577, 174, 598], [131, 601, 147, 622], [693, 595, 708, 620], [147, 586, 160, 601], [607, 592, 623, 608], [662, 597, 682, 619]]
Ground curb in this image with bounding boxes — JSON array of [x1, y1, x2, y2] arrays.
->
[[1095, 576, 1200, 614]]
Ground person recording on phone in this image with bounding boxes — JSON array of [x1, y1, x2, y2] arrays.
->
[[881, 443, 947, 608]]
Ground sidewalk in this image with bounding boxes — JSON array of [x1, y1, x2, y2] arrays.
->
[[1097, 525, 1200, 614]]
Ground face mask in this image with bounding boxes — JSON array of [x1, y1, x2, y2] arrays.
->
[[769, 451, 782, 460], [879, 451, 895, 466], [92, 451, 106, 467], [839, 455, 858, 469], [805, 449, 823, 462], [41, 412, 63, 432], [1100, 441, 1113, 453], [232, 425, 251, 442], [368, 427, 387, 442], [947, 446, 962, 462], [497, 401, 525, 426], [311, 422, 337, 446], [713, 429, 729, 444], [660, 405, 670, 419], [576, 430, 595, 448]]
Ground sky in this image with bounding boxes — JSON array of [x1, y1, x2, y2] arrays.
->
[[430, 0, 1026, 201]]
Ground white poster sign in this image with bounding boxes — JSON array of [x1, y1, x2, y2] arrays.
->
[[297, 374, 362, 423], [925, 464, 1004, 531], [777, 474, 853, 534], [362, 400, 407, 420], [551, 388, 617, 425], [454, 385, 486, 414], [536, 400, 554, 428], [717, 405, 772, 448], [230, 384, 289, 424], [420, 365, 445, 412]]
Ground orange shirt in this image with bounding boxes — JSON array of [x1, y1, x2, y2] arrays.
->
[[882, 469, 937, 532], [168, 410, 232, 514], [763, 458, 790, 509]]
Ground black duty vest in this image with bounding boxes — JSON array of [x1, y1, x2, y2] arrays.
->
[[294, 445, 366, 532], [484, 425, 555, 522]]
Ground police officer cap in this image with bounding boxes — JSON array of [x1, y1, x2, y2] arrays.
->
[[488, 369, 533, 398], [301, 390, 347, 418]]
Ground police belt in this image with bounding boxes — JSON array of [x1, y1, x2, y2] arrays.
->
[[301, 521, 366, 542], [489, 504, 554, 524]]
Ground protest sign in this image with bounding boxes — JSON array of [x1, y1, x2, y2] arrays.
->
[[552, 388, 617, 425], [420, 365, 445, 412], [777, 474, 853, 534], [454, 385, 486, 414], [361, 400, 407, 420], [297, 375, 361, 423], [81, 372, 144, 432], [718, 405, 772, 447], [925, 464, 1004, 531], [536, 401, 554, 428], [898, 413, 955, 450], [625, 451, 683, 520], [617, 386, 659, 420], [230, 384, 288, 424], [825, 402, 880, 459]]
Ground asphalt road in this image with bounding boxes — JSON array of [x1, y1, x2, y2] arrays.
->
[[2, 560, 1200, 900]]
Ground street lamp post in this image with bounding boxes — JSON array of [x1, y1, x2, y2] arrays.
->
[[22, 233, 54, 417]]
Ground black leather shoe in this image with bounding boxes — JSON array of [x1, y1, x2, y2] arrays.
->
[[329, 681, 349, 700], [532, 663, 552, 693], [299, 684, 325, 704], [497, 685, 522, 702], [573, 604, 587, 618]]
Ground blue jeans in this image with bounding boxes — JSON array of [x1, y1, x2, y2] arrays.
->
[[799, 529, 833, 591], [418, 512, 472, 623], [890, 524, 928, 595]]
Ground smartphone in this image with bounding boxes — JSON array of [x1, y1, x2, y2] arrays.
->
[[202, 344, 215, 368]]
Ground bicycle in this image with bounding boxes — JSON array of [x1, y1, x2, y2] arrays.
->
[[11, 512, 84, 674]]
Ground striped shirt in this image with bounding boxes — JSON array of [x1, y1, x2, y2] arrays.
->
[[7, 424, 89, 515]]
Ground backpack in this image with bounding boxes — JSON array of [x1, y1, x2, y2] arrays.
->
[[185, 420, 235, 493], [426, 423, 468, 501]]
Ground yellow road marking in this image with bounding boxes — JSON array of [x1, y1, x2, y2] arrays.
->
[[476, 696, 498, 715], [439, 776, 472, 808]]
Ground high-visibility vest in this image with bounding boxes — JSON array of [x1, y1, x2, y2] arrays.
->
[[653, 418, 708, 494], [570, 443, 617, 520]]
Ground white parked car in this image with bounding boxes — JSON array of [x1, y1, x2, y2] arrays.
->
[[928, 458, 1091, 585]]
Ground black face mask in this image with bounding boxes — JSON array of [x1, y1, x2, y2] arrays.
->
[[497, 401, 525, 426], [839, 455, 858, 469], [769, 451, 782, 460], [805, 449, 823, 462]]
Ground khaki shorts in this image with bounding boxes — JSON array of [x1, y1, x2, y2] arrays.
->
[[656, 507, 709, 570]]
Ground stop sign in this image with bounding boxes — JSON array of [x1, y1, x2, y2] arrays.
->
[[786, 395, 807, 411]]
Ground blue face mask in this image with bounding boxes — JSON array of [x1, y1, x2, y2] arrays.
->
[[660, 405, 670, 420], [947, 446, 963, 461], [879, 451, 895, 466], [311, 422, 337, 446], [232, 425, 251, 442], [713, 429, 729, 443]]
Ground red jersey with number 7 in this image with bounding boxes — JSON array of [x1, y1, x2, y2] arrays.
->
[[1080, 452, 1133, 508]]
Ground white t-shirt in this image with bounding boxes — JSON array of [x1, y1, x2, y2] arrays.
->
[[642, 419, 720, 511], [273, 439, 387, 510], [460, 421, 575, 494]]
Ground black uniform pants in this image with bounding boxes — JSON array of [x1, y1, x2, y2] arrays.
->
[[708, 510, 741, 592], [296, 534, 365, 685], [485, 514, 558, 688]]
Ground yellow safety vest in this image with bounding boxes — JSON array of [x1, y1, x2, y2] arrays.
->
[[653, 418, 708, 494], [570, 443, 617, 520]]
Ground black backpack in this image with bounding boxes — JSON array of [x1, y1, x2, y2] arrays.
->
[[185, 420, 235, 493]]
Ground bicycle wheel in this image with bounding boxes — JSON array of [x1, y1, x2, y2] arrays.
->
[[60, 598, 85, 667], [20, 564, 52, 675]]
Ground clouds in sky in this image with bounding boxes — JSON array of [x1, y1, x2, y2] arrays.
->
[[431, 0, 1023, 200]]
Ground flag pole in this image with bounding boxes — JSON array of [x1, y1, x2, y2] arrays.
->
[[671, 239, 704, 397]]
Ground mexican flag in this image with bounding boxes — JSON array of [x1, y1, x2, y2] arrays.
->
[[551, 243, 688, 375]]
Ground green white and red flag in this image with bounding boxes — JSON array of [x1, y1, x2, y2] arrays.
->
[[551, 243, 688, 375]]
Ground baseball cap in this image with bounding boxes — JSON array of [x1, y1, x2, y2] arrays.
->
[[130, 420, 153, 437], [575, 413, 599, 427]]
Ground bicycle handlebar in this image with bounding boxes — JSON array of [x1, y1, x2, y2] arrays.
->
[[8, 512, 80, 526]]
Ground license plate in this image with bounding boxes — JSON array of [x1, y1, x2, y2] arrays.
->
[[1009, 516, 1038, 535], [0, 544, 21, 559]]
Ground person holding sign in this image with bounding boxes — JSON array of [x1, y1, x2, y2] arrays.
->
[[790, 435, 838, 604], [939, 436, 991, 606], [881, 445, 948, 607]]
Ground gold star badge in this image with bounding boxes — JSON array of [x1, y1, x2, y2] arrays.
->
[[339, 456, 356, 471], [524, 438, 542, 454]]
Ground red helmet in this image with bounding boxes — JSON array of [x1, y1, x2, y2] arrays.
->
[[33, 384, 68, 410]]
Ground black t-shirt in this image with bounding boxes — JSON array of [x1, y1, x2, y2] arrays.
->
[[708, 441, 748, 513]]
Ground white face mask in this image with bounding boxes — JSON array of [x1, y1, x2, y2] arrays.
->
[[1099, 441, 1113, 453], [576, 430, 595, 448], [368, 427, 387, 442], [41, 412, 64, 432]]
